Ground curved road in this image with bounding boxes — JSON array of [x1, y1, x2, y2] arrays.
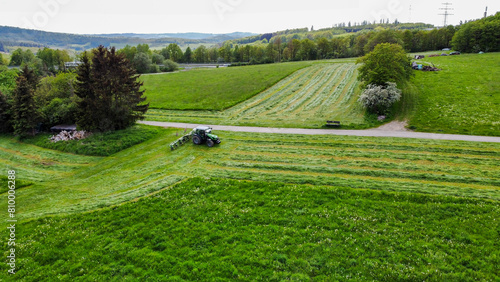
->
[[139, 121, 500, 143]]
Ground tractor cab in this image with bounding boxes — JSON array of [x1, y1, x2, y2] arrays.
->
[[195, 126, 210, 137]]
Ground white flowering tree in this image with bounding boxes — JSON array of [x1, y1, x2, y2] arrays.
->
[[357, 82, 401, 114]]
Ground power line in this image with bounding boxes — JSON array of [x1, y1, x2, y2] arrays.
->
[[439, 2, 454, 27], [409, 4, 412, 22]]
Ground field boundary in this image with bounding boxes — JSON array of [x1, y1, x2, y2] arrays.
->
[[139, 121, 500, 143]]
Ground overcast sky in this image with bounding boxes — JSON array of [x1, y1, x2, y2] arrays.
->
[[0, 0, 498, 34]]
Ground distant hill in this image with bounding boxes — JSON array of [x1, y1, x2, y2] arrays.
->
[[0, 26, 256, 51], [91, 32, 256, 40]]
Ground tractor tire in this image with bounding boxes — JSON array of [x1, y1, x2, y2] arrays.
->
[[206, 139, 215, 147], [193, 135, 202, 145]]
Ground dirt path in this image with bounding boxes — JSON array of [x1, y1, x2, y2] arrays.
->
[[374, 120, 409, 132], [139, 121, 500, 143]]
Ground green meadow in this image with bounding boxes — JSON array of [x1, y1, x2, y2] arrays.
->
[[142, 53, 500, 135], [1, 122, 499, 279], [144, 62, 371, 129], [408, 52, 500, 136], [140, 62, 311, 111], [1, 51, 499, 280], [3, 177, 499, 281], [2, 127, 499, 221]]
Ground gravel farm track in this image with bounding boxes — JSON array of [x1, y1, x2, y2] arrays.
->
[[140, 121, 500, 143]]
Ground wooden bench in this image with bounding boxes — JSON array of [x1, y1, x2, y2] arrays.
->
[[325, 121, 341, 128]]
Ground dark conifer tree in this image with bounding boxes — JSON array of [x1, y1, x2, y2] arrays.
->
[[0, 91, 12, 133], [75, 51, 96, 131], [12, 66, 39, 137], [75, 46, 148, 132]]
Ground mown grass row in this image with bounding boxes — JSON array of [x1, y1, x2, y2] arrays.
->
[[2, 177, 498, 281], [226, 63, 361, 121], [195, 132, 500, 200]]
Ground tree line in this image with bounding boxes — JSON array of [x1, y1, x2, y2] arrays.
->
[[8, 48, 72, 76], [4, 14, 496, 76], [452, 12, 500, 53], [228, 22, 433, 46], [0, 46, 148, 137], [117, 44, 179, 74], [140, 14, 496, 66], [121, 26, 456, 67]]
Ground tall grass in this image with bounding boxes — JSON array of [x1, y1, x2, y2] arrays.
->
[[141, 62, 311, 111], [408, 53, 500, 136], [2, 178, 498, 280]]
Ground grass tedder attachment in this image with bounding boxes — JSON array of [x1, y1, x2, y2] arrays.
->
[[170, 133, 191, 151]]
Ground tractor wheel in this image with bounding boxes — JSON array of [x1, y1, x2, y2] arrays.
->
[[193, 135, 202, 145], [206, 139, 215, 147]]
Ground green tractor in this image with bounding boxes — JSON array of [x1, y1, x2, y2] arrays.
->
[[191, 126, 221, 147]]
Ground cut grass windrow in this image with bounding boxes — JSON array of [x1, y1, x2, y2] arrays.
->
[[209, 160, 500, 188]]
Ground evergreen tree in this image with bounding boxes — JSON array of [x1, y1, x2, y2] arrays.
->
[[75, 52, 96, 130], [12, 66, 39, 137], [183, 47, 193, 63], [0, 91, 12, 133], [75, 46, 149, 132]]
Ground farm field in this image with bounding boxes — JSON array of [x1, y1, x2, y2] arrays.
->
[[1, 128, 499, 222], [145, 63, 369, 128], [3, 177, 498, 281], [1, 127, 499, 279], [143, 53, 500, 134], [408, 52, 500, 136], [141, 62, 312, 110]]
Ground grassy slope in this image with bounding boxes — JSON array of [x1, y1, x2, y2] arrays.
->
[[22, 124, 164, 156], [408, 53, 500, 136], [2, 178, 499, 281], [0, 129, 186, 220], [1, 129, 499, 222], [145, 62, 371, 129], [1, 128, 499, 279], [141, 62, 311, 111]]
